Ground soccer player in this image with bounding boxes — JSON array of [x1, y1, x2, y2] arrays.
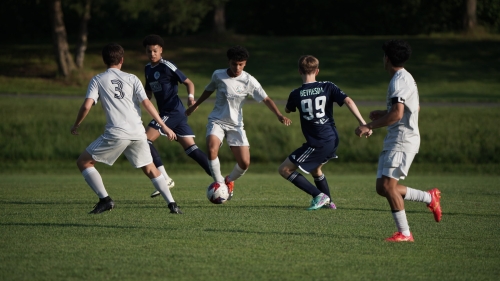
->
[[355, 39, 442, 242], [142, 34, 211, 198], [185, 45, 291, 199], [71, 43, 182, 214], [279, 55, 371, 210]]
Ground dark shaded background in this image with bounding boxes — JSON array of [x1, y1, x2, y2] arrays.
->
[[1, 0, 499, 43]]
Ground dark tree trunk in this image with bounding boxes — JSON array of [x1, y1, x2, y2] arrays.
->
[[49, 0, 75, 77], [463, 0, 477, 32], [213, 3, 226, 34], [75, 0, 92, 68]]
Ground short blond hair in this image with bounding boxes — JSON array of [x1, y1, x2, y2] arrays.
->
[[298, 55, 319, 74]]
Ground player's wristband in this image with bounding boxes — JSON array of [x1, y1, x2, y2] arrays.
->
[[188, 94, 194, 99]]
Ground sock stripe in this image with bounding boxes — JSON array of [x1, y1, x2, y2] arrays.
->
[[287, 171, 299, 182], [185, 144, 198, 155], [314, 174, 325, 181]]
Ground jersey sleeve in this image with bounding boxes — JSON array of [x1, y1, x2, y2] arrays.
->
[[174, 68, 188, 83], [163, 60, 188, 83], [131, 74, 148, 102], [205, 71, 218, 91], [285, 90, 297, 112], [388, 80, 409, 104], [328, 82, 348, 106], [248, 75, 267, 102], [85, 76, 100, 105]]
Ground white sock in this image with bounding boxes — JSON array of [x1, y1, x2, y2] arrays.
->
[[82, 167, 108, 198], [228, 164, 247, 182], [157, 165, 172, 181], [392, 210, 411, 236], [209, 157, 225, 183], [151, 175, 174, 203], [404, 187, 431, 204]]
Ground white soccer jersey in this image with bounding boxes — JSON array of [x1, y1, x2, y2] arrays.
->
[[86, 68, 149, 140], [383, 68, 420, 153], [205, 69, 268, 126]]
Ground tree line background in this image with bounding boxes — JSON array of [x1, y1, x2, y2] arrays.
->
[[0, 0, 498, 77], [3, 0, 499, 40]]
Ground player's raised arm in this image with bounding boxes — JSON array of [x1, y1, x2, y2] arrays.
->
[[344, 97, 372, 138], [71, 98, 95, 135], [141, 99, 177, 141], [262, 97, 291, 126], [182, 78, 196, 107], [369, 109, 387, 121]]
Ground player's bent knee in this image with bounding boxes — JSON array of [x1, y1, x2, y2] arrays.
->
[[376, 188, 386, 197], [239, 161, 250, 171], [278, 164, 292, 179], [141, 163, 160, 179], [376, 181, 397, 197]]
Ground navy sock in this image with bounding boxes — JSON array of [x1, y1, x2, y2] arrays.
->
[[287, 171, 321, 197], [148, 140, 163, 168], [313, 174, 331, 198], [185, 144, 211, 176]]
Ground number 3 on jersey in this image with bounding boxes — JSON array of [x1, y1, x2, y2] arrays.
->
[[111, 79, 125, 99], [301, 96, 326, 120]]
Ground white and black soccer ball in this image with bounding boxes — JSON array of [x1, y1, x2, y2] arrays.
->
[[206, 182, 229, 204]]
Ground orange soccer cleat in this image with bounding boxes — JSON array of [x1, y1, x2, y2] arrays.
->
[[225, 175, 234, 200], [427, 188, 442, 222], [385, 232, 414, 242]]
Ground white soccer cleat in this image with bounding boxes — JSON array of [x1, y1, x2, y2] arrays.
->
[[150, 178, 175, 198]]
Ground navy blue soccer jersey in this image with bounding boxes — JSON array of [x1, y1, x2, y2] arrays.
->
[[286, 81, 347, 147], [144, 58, 187, 115]]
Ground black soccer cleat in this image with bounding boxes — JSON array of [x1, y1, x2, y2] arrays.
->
[[88, 197, 115, 214], [168, 202, 183, 214]]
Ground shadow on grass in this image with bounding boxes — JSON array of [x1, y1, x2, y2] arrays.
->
[[0, 222, 158, 230]]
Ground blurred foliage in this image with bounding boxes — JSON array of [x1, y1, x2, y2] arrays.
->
[[0, 0, 498, 43], [226, 0, 500, 35], [1, 36, 499, 103]]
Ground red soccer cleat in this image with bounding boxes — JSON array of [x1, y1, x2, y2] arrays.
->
[[385, 232, 414, 242], [225, 175, 234, 200], [427, 188, 442, 222]]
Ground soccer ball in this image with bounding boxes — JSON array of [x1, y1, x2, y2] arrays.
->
[[206, 182, 229, 204]]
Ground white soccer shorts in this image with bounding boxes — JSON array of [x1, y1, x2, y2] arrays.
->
[[86, 135, 153, 168], [206, 121, 249, 147], [376, 150, 416, 180]]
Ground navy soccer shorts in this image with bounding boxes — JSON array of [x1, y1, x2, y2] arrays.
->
[[288, 142, 338, 174], [148, 113, 195, 138]]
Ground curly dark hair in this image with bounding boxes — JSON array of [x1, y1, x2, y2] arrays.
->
[[102, 43, 124, 67], [142, 34, 164, 48], [382, 40, 411, 67], [227, 45, 249, 61]]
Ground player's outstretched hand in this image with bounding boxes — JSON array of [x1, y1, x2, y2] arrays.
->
[[355, 125, 371, 138], [365, 129, 373, 138], [278, 115, 292, 126], [185, 105, 198, 116], [70, 125, 79, 135], [161, 125, 177, 141]]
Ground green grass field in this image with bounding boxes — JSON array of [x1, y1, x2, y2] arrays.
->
[[1, 34, 499, 280], [1, 172, 499, 281]]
